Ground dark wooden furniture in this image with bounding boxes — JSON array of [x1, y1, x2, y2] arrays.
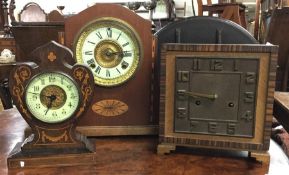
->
[[266, 7, 289, 91], [0, 36, 16, 54], [0, 108, 278, 175], [197, 0, 247, 28], [157, 44, 278, 173], [0, 62, 23, 109], [65, 4, 157, 136], [274, 91, 289, 133]]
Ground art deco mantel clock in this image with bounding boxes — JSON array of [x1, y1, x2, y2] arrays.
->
[[65, 4, 157, 136], [7, 41, 96, 168], [157, 43, 278, 168]]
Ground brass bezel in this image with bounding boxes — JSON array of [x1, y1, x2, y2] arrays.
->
[[74, 17, 143, 87]]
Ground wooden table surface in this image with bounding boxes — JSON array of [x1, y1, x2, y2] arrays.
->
[[274, 91, 289, 133], [0, 108, 281, 175]]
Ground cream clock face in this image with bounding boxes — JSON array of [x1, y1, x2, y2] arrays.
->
[[75, 18, 142, 86], [25, 72, 80, 123]]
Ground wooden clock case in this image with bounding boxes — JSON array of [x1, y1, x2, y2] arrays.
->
[[65, 4, 157, 136], [7, 41, 96, 168], [157, 44, 278, 169]]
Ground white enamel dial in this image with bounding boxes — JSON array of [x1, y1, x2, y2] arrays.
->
[[25, 72, 80, 123], [75, 18, 142, 86]]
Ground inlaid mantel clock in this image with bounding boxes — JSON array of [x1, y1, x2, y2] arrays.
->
[[65, 4, 157, 136], [157, 43, 278, 169], [7, 41, 96, 168]]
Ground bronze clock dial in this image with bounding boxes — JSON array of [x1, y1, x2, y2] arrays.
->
[[75, 17, 143, 86], [175, 57, 258, 137]]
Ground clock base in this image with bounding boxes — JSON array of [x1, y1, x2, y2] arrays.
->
[[157, 143, 270, 165], [76, 125, 159, 136], [7, 141, 97, 169]]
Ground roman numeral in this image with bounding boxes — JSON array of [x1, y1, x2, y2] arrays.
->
[[87, 41, 95, 45], [122, 42, 129, 47], [106, 70, 110, 77], [85, 51, 93, 55], [116, 32, 122, 40], [116, 68, 121, 74], [95, 66, 101, 74], [96, 31, 103, 39], [87, 58, 94, 65], [106, 28, 112, 38], [123, 51, 132, 57]]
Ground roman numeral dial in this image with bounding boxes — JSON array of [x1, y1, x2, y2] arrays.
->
[[75, 18, 142, 86]]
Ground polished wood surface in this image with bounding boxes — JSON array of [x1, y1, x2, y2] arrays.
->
[[65, 4, 157, 136], [274, 91, 289, 133], [0, 108, 272, 175]]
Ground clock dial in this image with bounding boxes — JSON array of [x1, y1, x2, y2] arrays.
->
[[25, 72, 80, 123], [175, 57, 259, 137], [75, 18, 142, 86]]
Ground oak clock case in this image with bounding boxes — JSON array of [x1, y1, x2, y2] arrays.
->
[[7, 41, 96, 168], [157, 44, 277, 168], [65, 4, 156, 136]]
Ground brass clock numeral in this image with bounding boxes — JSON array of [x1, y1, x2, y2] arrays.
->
[[241, 111, 253, 121], [210, 60, 223, 71], [246, 72, 256, 84], [227, 123, 236, 135], [192, 59, 200, 71], [177, 71, 189, 82], [244, 92, 254, 103], [208, 122, 217, 133], [176, 107, 187, 118]]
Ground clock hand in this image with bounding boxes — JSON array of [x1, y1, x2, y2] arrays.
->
[[27, 92, 53, 98], [105, 50, 131, 57], [44, 95, 57, 115], [178, 90, 218, 100]]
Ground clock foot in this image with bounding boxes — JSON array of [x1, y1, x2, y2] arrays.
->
[[157, 143, 176, 155], [249, 151, 270, 164]]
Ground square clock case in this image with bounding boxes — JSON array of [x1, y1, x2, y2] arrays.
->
[[157, 43, 278, 167]]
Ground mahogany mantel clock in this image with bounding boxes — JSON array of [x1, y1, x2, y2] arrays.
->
[[7, 41, 96, 168], [157, 44, 278, 168], [65, 4, 156, 136]]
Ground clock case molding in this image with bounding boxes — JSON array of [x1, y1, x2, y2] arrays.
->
[[65, 4, 157, 136], [7, 41, 96, 168], [158, 43, 278, 167]]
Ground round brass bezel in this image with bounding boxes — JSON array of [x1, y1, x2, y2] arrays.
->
[[74, 17, 143, 87]]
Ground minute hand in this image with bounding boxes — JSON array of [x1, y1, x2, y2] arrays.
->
[[178, 90, 218, 100]]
